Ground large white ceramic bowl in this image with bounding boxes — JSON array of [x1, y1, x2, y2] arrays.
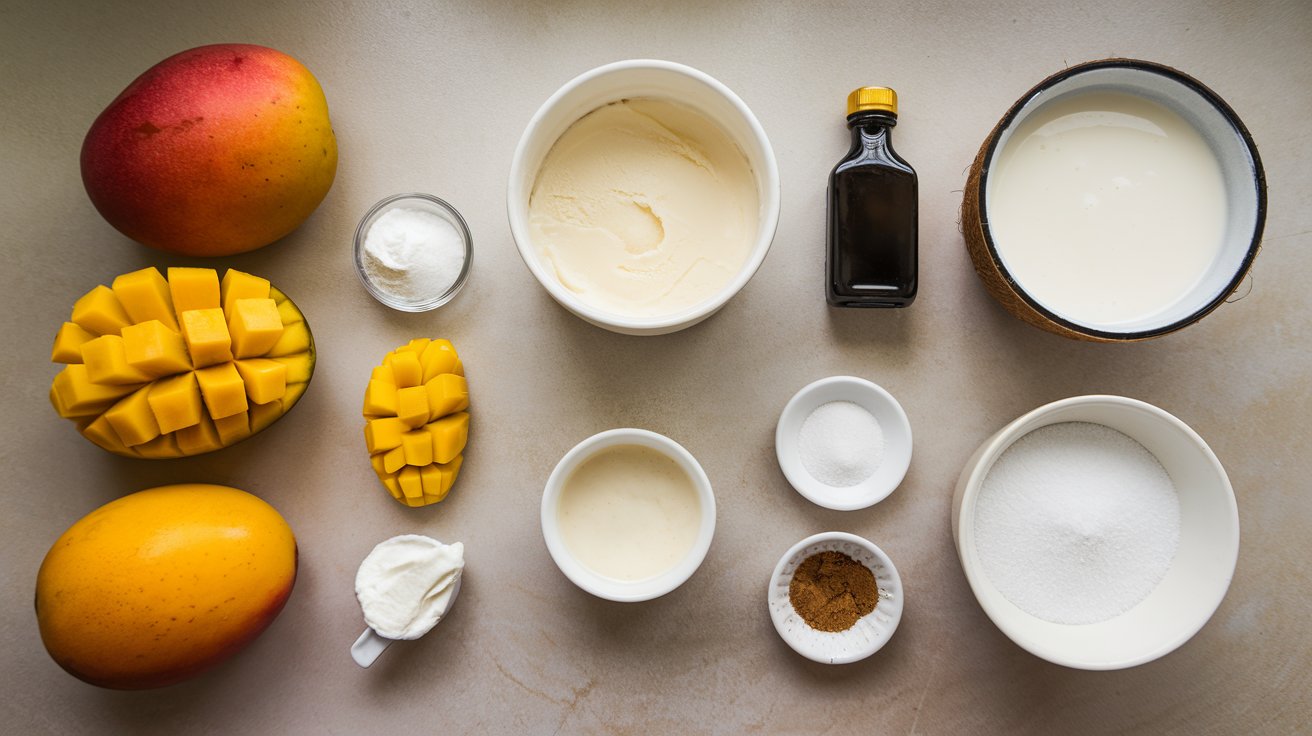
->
[[508, 59, 781, 335], [952, 395, 1239, 670], [541, 428, 716, 602]]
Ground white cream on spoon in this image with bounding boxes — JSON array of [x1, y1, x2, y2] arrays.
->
[[350, 535, 465, 668]]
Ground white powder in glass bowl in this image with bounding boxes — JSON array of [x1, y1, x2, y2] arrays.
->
[[362, 207, 465, 302]]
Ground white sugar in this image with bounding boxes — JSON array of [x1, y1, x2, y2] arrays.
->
[[362, 207, 465, 302], [798, 401, 884, 487], [974, 422, 1180, 625]]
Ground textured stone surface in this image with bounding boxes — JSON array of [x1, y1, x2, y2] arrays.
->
[[2, 0, 1309, 732]]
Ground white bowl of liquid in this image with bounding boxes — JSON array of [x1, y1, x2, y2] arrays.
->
[[541, 428, 716, 602], [966, 59, 1266, 340]]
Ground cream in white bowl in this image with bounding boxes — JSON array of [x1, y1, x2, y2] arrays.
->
[[508, 60, 781, 335], [541, 428, 716, 601], [952, 395, 1239, 670]]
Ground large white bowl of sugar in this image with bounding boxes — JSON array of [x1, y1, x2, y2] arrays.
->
[[951, 395, 1239, 670]]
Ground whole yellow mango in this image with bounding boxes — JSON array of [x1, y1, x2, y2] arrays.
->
[[81, 44, 337, 256], [35, 484, 297, 689]]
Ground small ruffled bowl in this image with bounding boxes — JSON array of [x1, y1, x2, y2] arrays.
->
[[768, 532, 904, 664]]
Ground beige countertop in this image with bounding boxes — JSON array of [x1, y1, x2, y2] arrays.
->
[[3, 0, 1309, 733]]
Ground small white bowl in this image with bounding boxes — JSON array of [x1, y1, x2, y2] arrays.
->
[[768, 532, 904, 664], [775, 376, 913, 510], [507, 59, 781, 336], [952, 395, 1239, 670], [353, 193, 473, 312], [541, 428, 716, 602]]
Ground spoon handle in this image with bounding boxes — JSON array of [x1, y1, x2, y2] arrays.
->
[[351, 628, 393, 668]]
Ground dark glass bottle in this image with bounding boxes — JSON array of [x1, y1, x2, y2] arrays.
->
[[826, 87, 918, 307]]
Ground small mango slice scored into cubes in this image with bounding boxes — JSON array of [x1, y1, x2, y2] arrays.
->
[[49, 267, 315, 458], [362, 338, 469, 507]]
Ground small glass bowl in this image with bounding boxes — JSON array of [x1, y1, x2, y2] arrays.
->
[[353, 193, 473, 312]]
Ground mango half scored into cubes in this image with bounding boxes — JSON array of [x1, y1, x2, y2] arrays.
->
[[49, 267, 315, 458], [363, 338, 469, 508]]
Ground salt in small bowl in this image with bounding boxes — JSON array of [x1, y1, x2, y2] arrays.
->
[[775, 376, 912, 510], [768, 531, 904, 664]]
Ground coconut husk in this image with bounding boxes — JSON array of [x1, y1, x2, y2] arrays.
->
[[959, 58, 1265, 342]]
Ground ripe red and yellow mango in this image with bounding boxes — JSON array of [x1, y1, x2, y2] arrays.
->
[[80, 44, 337, 257]]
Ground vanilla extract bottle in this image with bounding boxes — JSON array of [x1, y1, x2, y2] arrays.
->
[[826, 87, 918, 307]]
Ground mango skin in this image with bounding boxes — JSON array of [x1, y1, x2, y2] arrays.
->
[[81, 44, 337, 257], [35, 484, 297, 689]]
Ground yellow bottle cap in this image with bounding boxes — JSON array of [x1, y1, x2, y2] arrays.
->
[[847, 87, 898, 117]]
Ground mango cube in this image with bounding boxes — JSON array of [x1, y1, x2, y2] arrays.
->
[[385, 350, 423, 388], [396, 386, 429, 428], [195, 363, 249, 420], [147, 372, 202, 434], [51, 364, 141, 417], [81, 415, 133, 455], [362, 378, 397, 417], [425, 373, 469, 420], [281, 381, 309, 411], [82, 335, 153, 385], [228, 298, 284, 359], [382, 445, 406, 474], [276, 298, 303, 326], [220, 269, 270, 314], [370, 364, 394, 384], [52, 322, 96, 363], [402, 338, 430, 354], [267, 321, 311, 358], [112, 267, 178, 331], [402, 429, 434, 467], [103, 386, 160, 447], [167, 267, 221, 314], [122, 320, 192, 376], [364, 417, 406, 454], [213, 411, 252, 445], [420, 339, 460, 382], [397, 467, 424, 502], [250, 400, 283, 434], [174, 413, 222, 456], [133, 433, 181, 459], [426, 411, 469, 464], [71, 285, 131, 336], [381, 474, 404, 501], [274, 352, 314, 385], [234, 359, 287, 405], [180, 308, 234, 368]]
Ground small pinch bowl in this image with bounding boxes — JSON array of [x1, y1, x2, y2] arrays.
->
[[353, 193, 473, 312], [775, 376, 913, 510], [768, 532, 904, 665], [952, 395, 1239, 670]]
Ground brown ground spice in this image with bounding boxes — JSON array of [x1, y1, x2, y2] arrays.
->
[[788, 551, 878, 632]]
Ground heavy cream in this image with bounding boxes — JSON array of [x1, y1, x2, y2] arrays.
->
[[355, 535, 464, 640], [528, 98, 758, 318], [557, 444, 702, 581], [987, 91, 1227, 327]]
